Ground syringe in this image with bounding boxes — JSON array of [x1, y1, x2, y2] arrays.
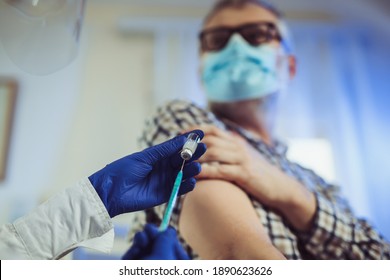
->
[[159, 133, 201, 232], [180, 133, 201, 161], [158, 161, 185, 232]]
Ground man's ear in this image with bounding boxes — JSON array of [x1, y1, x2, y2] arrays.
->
[[288, 55, 297, 80]]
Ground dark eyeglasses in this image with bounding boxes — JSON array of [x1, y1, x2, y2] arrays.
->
[[199, 21, 282, 52]]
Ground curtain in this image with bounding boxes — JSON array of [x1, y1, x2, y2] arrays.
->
[[276, 22, 390, 240]]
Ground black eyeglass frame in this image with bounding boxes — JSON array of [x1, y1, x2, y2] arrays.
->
[[199, 21, 283, 52]]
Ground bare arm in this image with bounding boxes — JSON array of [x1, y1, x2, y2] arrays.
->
[[194, 125, 389, 259], [179, 179, 286, 260]]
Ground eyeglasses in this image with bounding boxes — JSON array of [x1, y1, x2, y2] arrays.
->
[[199, 21, 282, 52]]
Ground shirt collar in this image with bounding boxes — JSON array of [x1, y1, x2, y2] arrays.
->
[[221, 118, 288, 156]]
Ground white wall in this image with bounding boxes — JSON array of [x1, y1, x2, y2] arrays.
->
[[0, 3, 154, 226], [0, 41, 84, 222], [49, 5, 154, 197]]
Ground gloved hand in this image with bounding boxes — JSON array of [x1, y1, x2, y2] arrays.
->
[[122, 223, 190, 260], [89, 130, 206, 217]]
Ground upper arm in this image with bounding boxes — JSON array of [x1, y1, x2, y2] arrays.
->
[[179, 180, 282, 259]]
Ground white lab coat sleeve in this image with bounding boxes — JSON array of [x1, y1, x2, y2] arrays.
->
[[0, 177, 114, 260]]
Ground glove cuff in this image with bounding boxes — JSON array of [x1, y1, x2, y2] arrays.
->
[[88, 172, 113, 217]]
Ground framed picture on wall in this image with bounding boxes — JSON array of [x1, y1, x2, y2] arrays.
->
[[0, 78, 17, 181]]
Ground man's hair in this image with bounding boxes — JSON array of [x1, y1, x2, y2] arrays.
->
[[203, 0, 284, 25], [203, 0, 294, 54]]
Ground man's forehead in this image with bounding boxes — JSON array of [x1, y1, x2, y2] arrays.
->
[[204, 3, 279, 29]]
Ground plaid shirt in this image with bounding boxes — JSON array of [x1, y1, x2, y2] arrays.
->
[[130, 99, 390, 260]]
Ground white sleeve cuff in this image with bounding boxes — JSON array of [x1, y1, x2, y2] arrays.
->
[[12, 178, 114, 259]]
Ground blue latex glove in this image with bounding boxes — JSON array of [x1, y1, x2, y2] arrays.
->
[[89, 130, 206, 217], [122, 223, 190, 260]]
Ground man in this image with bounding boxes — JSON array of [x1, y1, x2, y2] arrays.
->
[[129, 0, 390, 259]]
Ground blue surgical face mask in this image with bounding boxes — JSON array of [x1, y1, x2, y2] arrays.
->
[[201, 34, 288, 103]]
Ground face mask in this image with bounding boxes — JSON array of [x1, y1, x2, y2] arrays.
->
[[201, 34, 289, 103]]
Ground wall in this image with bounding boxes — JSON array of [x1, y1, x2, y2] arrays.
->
[[0, 3, 154, 227], [0, 41, 84, 223]]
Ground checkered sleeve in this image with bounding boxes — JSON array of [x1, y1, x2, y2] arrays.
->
[[139, 99, 220, 149], [297, 192, 390, 259]]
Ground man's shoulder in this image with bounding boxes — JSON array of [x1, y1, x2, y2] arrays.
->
[[156, 99, 206, 114], [151, 99, 218, 124], [140, 99, 221, 147]]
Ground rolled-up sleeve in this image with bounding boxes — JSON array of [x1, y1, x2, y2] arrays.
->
[[296, 192, 390, 259]]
